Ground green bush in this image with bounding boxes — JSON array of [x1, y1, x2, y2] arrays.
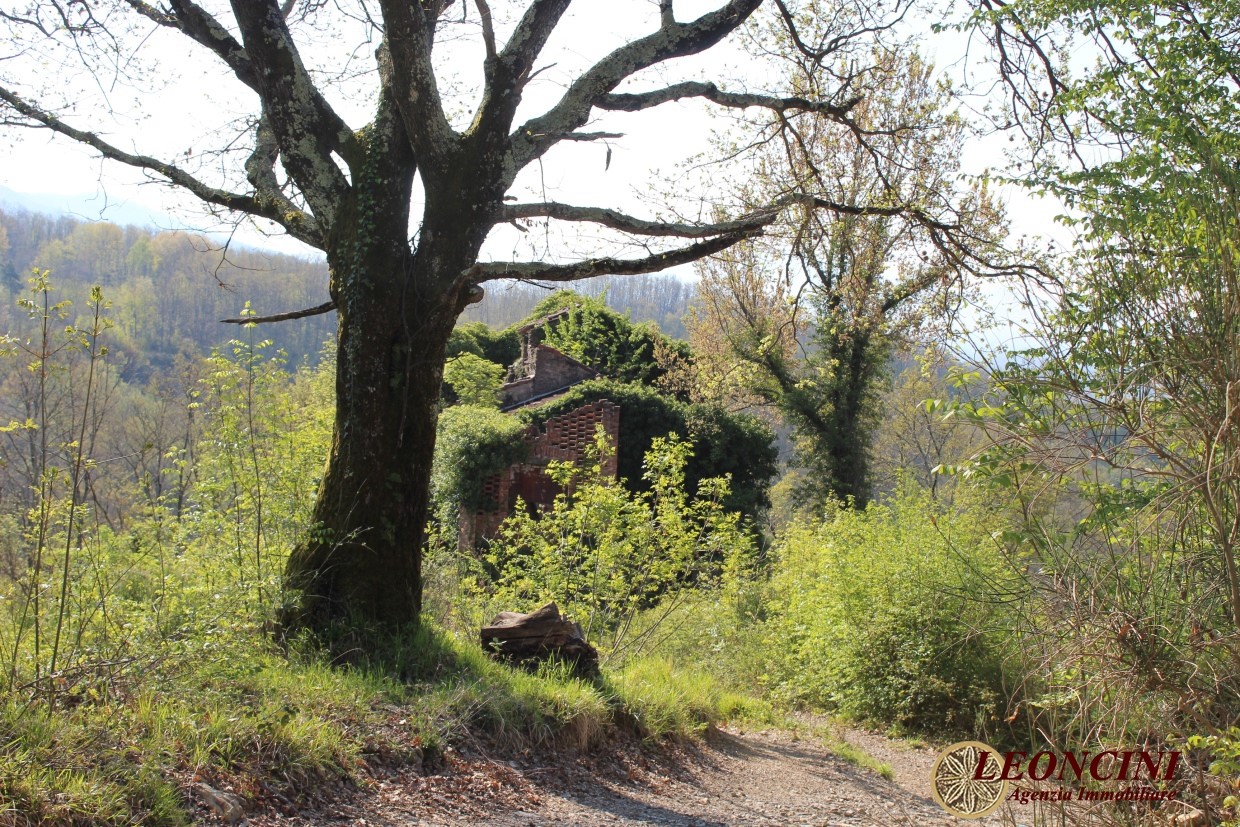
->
[[482, 433, 759, 654], [1186, 728, 1240, 825], [447, 321, 520, 369], [431, 404, 530, 523], [762, 486, 1015, 735]]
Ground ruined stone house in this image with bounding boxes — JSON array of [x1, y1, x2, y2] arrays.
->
[[458, 313, 620, 549]]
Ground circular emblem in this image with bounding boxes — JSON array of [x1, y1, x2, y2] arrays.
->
[[930, 741, 1008, 819]]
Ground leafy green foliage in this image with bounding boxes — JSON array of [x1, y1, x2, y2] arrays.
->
[[964, 0, 1240, 745], [483, 434, 759, 653], [442, 352, 504, 407], [525, 291, 692, 392], [1186, 729, 1240, 825], [431, 404, 529, 520], [761, 488, 1014, 735], [446, 321, 520, 368], [461, 275, 696, 338]]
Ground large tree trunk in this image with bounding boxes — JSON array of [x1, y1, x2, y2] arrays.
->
[[282, 177, 477, 630]]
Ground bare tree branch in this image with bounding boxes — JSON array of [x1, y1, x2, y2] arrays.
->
[[771, 0, 912, 68], [535, 131, 625, 141], [473, 0, 498, 61], [972, 0, 1073, 151], [244, 113, 281, 193], [795, 194, 951, 228], [221, 301, 335, 324], [241, 111, 323, 243], [501, 202, 777, 237], [0, 85, 322, 247], [599, 82, 860, 118], [467, 230, 762, 283], [497, 0, 573, 77], [487, 0, 572, 99], [465, 0, 573, 180]]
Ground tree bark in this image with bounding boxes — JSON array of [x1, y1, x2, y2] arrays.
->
[[283, 250, 482, 628], [281, 128, 480, 629]]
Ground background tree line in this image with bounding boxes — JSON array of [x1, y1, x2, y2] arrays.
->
[[0, 207, 702, 373]]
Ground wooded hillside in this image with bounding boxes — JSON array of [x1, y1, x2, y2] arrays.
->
[[0, 208, 699, 376]]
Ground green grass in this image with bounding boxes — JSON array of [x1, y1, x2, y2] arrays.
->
[[607, 657, 772, 737], [0, 640, 370, 827], [0, 620, 767, 826], [817, 736, 896, 781]]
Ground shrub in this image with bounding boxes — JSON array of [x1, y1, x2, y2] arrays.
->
[[446, 321, 520, 369], [430, 404, 529, 526], [1187, 728, 1240, 826], [482, 433, 759, 655], [762, 486, 1015, 736]]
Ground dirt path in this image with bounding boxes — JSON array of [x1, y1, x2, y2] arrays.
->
[[244, 724, 966, 826], [474, 726, 958, 827]]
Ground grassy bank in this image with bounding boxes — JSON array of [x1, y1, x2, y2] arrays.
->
[[1, 619, 768, 826]]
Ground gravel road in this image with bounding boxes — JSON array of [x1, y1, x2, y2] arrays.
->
[[242, 723, 971, 826]]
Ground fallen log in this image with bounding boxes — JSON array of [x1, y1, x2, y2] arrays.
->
[[480, 602, 599, 677]]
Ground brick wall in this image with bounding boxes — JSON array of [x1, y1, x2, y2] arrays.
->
[[458, 400, 620, 549], [527, 400, 620, 474]]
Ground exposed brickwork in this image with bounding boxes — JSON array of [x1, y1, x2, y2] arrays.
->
[[459, 400, 620, 549], [527, 400, 620, 473]]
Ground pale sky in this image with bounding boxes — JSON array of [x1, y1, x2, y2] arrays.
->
[[0, 0, 1068, 299]]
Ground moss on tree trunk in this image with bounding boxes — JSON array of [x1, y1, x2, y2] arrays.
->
[[282, 180, 474, 630]]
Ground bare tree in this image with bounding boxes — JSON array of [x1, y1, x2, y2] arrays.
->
[[691, 48, 1008, 508], [0, 0, 978, 631]]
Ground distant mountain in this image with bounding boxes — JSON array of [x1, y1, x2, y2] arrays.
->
[[0, 186, 170, 229]]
